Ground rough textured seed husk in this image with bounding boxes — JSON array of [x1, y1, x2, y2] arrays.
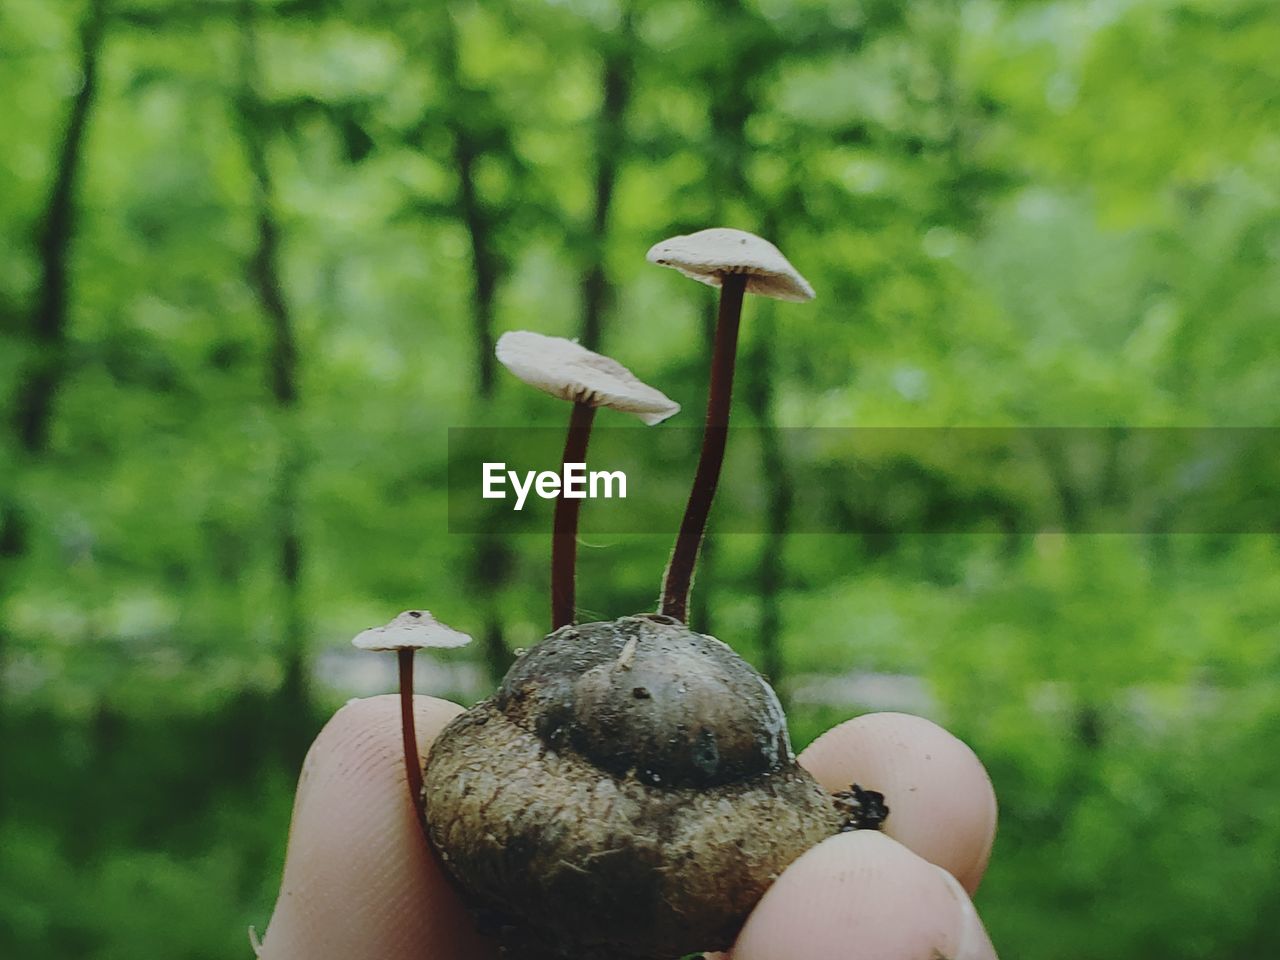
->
[[424, 616, 841, 960]]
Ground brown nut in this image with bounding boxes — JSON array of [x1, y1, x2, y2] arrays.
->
[[424, 614, 841, 959]]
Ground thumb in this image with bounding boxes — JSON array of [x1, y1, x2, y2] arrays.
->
[[256, 695, 497, 960], [726, 831, 997, 960]]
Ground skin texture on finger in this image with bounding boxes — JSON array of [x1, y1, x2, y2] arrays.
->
[[799, 712, 997, 893], [257, 695, 498, 960], [725, 831, 998, 960]]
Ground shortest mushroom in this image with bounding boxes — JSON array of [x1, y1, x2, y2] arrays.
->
[[496, 331, 679, 630], [352, 610, 471, 819]]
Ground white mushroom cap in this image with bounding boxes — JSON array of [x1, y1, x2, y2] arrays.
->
[[496, 331, 680, 426], [646, 227, 815, 302], [351, 610, 472, 652]]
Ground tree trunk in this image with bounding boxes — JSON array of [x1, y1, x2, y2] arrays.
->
[[236, 0, 309, 759]]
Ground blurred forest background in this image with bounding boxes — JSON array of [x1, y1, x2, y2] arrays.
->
[[2, 0, 1279, 957]]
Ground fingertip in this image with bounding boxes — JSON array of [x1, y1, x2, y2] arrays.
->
[[328, 693, 463, 752], [259, 695, 497, 960], [732, 832, 947, 959], [799, 712, 997, 893], [731, 832, 998, 960], [288, 695, 463, 819]]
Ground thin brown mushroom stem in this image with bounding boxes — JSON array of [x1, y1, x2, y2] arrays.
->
[[661, 272, 748, 621], [397, 647, 425, 824], [552, 401, 598, 630]]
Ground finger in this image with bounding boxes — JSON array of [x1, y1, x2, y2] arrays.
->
[[727, 831, 998, 960], [798, 711, 997, 892], [257, 695, 498, 960]]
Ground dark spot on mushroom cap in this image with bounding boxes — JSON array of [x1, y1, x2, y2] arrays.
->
[[408, 610, 422, 618]]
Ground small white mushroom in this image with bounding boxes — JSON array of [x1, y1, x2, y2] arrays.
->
[[496, 330, 680, 425], [351, 610, 472, 652], [646, 227, 815, 302], [351, 610, 471, 821]]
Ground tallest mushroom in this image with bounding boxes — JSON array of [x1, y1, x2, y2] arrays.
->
[[647, 227, 815, 622]]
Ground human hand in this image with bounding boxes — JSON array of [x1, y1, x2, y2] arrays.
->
[[255, 696, 998, 959]]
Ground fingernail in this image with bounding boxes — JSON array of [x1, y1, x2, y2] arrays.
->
[[936, 866, 999, 960]]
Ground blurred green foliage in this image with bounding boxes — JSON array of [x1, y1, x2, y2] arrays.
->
[[2, 0, 1279, 958]]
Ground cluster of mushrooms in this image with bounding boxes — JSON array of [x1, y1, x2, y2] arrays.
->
[[353, 229, 881, 960]]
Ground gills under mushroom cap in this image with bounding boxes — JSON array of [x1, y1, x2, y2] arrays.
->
[[351, 610, 472, 652], [496, 331, 680, 425], [646, 227, 815, 302]]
